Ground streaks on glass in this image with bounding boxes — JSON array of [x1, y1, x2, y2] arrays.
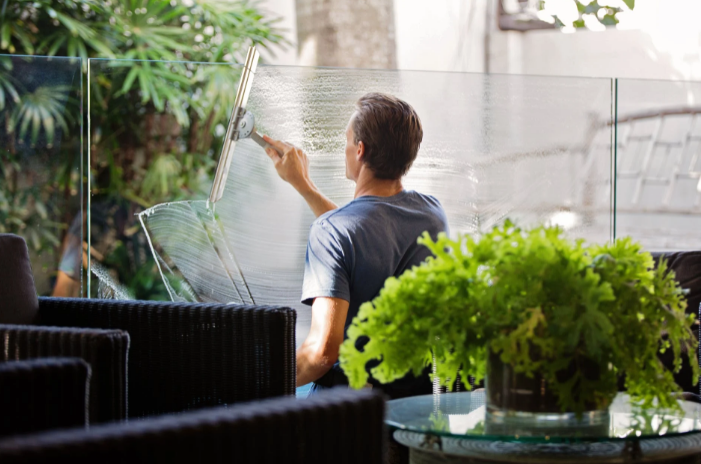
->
[[140, 138, 312, 311], [139, 200, 254, 304], [91, 260, 134, 300]]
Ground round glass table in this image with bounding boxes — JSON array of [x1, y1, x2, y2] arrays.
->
[[386, 391, 701, 463]]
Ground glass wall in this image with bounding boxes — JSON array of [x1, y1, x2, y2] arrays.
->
[[13, 56, 701, 339], [0, 55, 83, 297], [6, 53, 701, 361], [86, 58, 239, 300], [88, 59, 613, 343], [615, 78, 701, 251], [11, 54, 701, 348]]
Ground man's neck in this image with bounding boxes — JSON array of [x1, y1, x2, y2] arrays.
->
[[353, 168, 403, 199]]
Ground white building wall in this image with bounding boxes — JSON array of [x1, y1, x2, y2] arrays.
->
[[393, 0, 489, 73], [512, 28, 701, 80]]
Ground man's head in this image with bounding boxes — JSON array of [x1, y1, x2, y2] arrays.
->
[[344, 93, 423, 182]]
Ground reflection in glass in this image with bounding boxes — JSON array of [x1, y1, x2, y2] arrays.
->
[[615, 79, 701, 250], [0, 55, 82, 297]]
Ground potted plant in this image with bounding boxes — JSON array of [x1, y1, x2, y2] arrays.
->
[[340, 221, 698, 428]]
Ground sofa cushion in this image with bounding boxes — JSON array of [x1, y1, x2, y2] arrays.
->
[[0, 234, 39, 324]]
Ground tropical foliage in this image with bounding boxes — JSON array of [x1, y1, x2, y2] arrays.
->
[[0, 55, 78, 257], [340, 221, 697, 414], [0, 0, 285, 297]]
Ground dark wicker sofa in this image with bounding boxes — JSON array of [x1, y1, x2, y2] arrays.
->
[[0, 233, 296, 425], [0, 358, 90, 438], [36, 298, 297, 420], [0, 388, 385, 464]]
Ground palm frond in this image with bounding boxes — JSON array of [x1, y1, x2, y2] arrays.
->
[[51, 8, 96, 40], [9, 85, 72, 146], [0, 69, 20, 111]]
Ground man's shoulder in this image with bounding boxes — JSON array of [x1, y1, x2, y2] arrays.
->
[[316, 200, 359, 222], [402, 190, 448, 221], [311, 202, 361, 237], [312, 190, 446, 233], [409, 190, 443, 208]]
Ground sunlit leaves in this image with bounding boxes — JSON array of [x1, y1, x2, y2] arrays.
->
[[192, 64, 242, 125], [340, 221, 697, 414], [8, 86, 71, 146], [49, 8, 96, 40], [2, 0, 286, 132], [541, 0, 634, 29], [141, 154, 183, 199]]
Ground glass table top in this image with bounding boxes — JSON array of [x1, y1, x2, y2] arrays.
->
[[386, 391, 701, 444]]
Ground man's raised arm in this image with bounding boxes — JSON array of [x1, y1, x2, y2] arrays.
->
[[263, 135, 338, 218]]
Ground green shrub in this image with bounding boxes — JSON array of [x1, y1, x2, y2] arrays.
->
[[340, 221, 698, 413]]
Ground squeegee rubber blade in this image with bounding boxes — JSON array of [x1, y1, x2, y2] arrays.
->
[[209, 46, 260, 204]]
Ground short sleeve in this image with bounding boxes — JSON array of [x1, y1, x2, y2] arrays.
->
[[301, 220, 351, 306]]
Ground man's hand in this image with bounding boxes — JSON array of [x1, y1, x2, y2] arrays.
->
[[262, 134, 338, 217], [263, 135, 312, 193]]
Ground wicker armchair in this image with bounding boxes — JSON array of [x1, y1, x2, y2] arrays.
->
[[0, 358, 90, 437], [0, 388, 385, 464], [2, 233, 296, 424], [0, 325, 128, 423], [35, 298, 297, 419]]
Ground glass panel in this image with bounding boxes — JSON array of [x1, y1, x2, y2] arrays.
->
[[0, 55, 83, 297], [386, 391, 701, 443], [87, 58, 241, 300], [89, 59, 613, 344], [615, 78, 701, 250]]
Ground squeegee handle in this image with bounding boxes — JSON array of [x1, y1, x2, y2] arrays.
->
[[251, 130, 283, 156]]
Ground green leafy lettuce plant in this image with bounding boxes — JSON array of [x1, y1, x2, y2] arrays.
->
[[340, 220, 698, 413]]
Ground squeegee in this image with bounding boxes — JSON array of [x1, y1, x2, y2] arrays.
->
[[209, 46, 280, 204]]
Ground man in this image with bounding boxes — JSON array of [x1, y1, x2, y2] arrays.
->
[[263, 93, 448, 398], [52, 213, 84, 297]]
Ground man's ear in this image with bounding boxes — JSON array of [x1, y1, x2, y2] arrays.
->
[[357, 140, 365, 161]]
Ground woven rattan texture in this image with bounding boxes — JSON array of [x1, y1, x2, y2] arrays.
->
[[0, 388, 384, 464], [0, 358, 90, 437], [37, 298, 296, 418], [0, 324, 128, 424]]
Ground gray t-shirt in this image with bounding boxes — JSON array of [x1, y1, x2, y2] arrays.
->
[[301, 190, 449, 331]]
